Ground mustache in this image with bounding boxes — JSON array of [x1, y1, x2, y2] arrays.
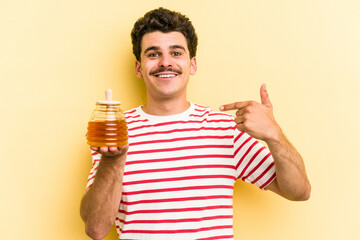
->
[[150, 67, 182, 75]]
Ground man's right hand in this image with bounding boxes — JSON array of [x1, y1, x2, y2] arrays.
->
[[90, 145, 129, 159]]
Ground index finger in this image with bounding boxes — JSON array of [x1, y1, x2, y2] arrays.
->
[[220, 101, 250, 111]]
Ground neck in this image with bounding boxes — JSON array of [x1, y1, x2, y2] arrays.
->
[[142, 97, 190, 116]]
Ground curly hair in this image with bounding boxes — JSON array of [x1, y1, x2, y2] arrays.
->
[[131, 7, 198, 61]]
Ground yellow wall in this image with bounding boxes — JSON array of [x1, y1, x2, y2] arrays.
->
[[1, 0, 359, 239]]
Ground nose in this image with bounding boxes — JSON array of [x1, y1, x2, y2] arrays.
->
[[159, 54, 172, 68]]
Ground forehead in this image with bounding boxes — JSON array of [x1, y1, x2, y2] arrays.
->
[[141, 31, 188, 52]]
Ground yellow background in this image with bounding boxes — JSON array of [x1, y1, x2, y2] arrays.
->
[[1, 0, 359, 239]]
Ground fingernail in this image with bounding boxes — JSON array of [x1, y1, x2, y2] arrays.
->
[[219, 106, 224, 111]]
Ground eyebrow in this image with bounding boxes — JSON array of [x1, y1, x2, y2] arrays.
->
[[143, 45, 186, 55], [170, 45, 186, 51], [144, 46, 160, 55]]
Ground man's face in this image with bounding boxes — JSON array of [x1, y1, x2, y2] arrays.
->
[[135, 31, 197, 102]]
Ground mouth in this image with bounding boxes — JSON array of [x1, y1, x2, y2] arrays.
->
[[151, 68, 182, 79], [154, 73, 178, 79]]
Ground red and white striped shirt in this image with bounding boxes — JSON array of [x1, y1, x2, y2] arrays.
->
[[86, 103, 276, 240]]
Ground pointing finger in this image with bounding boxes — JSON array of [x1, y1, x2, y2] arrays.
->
[[220, 101, 250, 111]]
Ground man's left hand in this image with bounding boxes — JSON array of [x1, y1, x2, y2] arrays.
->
[[220, 84, 282, 142]]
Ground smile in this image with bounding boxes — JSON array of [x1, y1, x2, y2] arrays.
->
[[151, 68, 182, 79], [156, 74, 177, 78], [152, 71, 180, 79]]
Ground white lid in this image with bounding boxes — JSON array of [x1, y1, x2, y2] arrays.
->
[[96, 89, 121, 105]]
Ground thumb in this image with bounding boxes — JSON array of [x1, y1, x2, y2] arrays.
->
[[260, 84, 272, 107]]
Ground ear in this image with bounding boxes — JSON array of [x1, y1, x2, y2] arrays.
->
[[135, 60, 143, 78], [190, 57, 197, 75]]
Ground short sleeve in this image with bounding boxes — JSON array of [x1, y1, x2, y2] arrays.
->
[[233, 129, 276, 189], [85, 150, 102, 191]]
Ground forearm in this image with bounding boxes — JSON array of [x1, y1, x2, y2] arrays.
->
[[80, 155, 125, 239], [266, 131, 311, 201]]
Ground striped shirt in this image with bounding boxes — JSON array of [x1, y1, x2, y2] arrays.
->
[[86, 103, 276, 240]]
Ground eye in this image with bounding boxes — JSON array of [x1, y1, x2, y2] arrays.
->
[[172, 52, 181, 56], [148, 52, 159, 57]]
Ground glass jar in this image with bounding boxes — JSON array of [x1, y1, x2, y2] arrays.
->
[[86, 89, 128, 147]]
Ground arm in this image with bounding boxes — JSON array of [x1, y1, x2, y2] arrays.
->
[[220, 84, 311, 201], [80, 145, 128, 240], [263, 131, 310, 201]]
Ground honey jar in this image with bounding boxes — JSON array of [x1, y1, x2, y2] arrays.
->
[[86, 89, 128, 147]]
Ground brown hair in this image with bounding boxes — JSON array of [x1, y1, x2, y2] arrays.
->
[[131, 7, 198, 61]]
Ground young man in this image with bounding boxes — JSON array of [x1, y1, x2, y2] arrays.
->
[[80, 8, 311, 240]]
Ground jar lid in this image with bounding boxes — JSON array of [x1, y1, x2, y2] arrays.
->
[[97, 89, 121, 105]]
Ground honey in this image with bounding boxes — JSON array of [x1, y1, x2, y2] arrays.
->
[[86, 89, 128, 147], [87, 120, 128, 147]]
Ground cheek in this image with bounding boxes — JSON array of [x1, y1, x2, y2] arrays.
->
[[144, 62, 157, 73]]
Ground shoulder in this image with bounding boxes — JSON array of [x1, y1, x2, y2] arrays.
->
[[124, 106, 149, 125], [124, 107, 140, 120], [124, 107, 138, 115]]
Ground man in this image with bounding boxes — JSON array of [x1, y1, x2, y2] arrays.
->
[[80, 7, 311, 240]]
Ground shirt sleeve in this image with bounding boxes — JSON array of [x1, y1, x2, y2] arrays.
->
[[233, 129, 276, 190], [85, 150, 102, 191]]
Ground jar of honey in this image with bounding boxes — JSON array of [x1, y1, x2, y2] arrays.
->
[[86, 89, 128, 147]]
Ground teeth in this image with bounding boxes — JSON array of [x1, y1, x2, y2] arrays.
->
[[158, 74, 176, 78]]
